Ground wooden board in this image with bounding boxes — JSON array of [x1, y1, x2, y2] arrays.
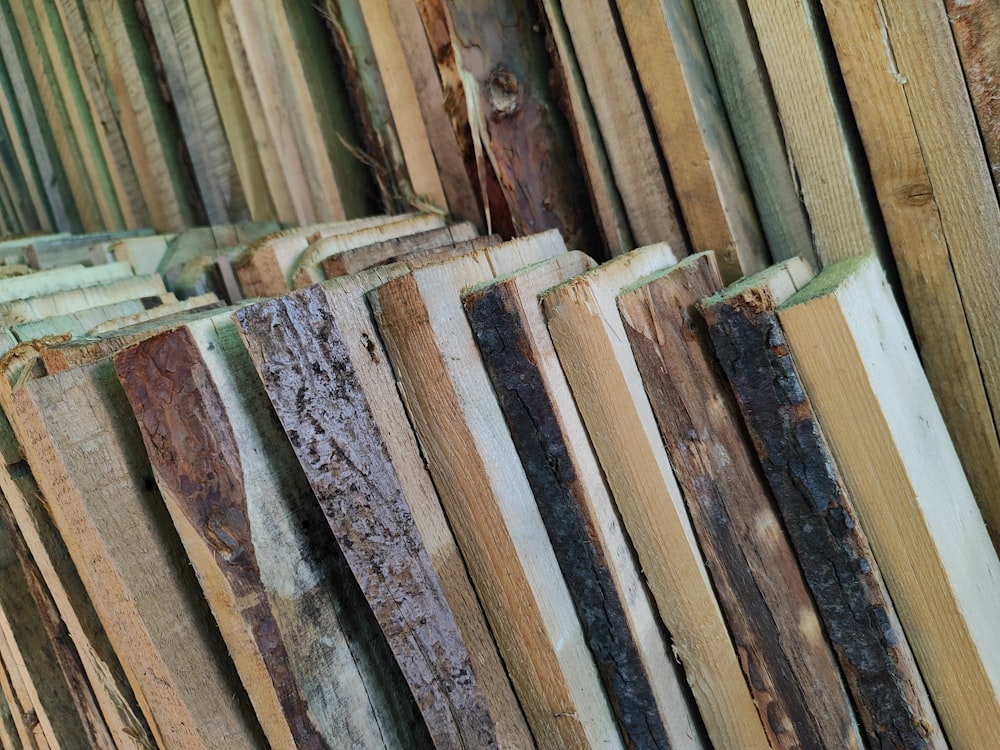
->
[[463, 252, 706, 749], [0, 460, 154, 750], [321, 223, 478, 277], [821, 0, 1000, 549], [0, 262, 133, 304], [11, 294, 176, 342], [0, 59, 51, 234], [777, 253, 1000, 750], [547, 0, 686, 250], [89, 295, 219, 335], [686, 0, 814, 267], [618, 252, 863, 749], [0, 627, 42, 750], [700, 258, 945, 749], [0, 274, 167, 327], [237, 273, 533, 748], [291, 212, 445, 288], [3, 347, 266, 749], [115, 314, 428, 749], [369, 233, 624, 748], [234, 214, 416, 298], [742, 0, 886, 267], [110, 235, 175, 276], [158, 222, 280, 276], [541, 244, 770, 750], [614, 0, 767, 280], [24, 230, 154, 270]]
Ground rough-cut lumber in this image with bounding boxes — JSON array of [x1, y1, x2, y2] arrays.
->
[[238, 273, 533, 748], [24, 230, 155, 271], [614, 0, 766, 280], [157, 222, 280, 277], [777, 254, 1000, 750], [743, 0, 886, 267], [321, 223, 479, 277], [291, 212, 445, 288], [0, 55, 50, 234], [370, 233, 622, 748], [820, 0, 1000, 548], [0, 262, 133, 304], [79, 0, 193, 231], [115, 314, 429, 750], [545, 0, 685, 251], [0, 629, 40, 750], [618, 252, 863, 749], [0, 678, 21, 750], [700, 258, 946, 749], [0, 274, 167, 327], [541, 244, 770, 750], [0, 460, 154, 750], [11, 294, 176, 342], [406, 0, 600, 248], [323, 0, 447, 213], [3, 345, 266, 749], [687, 0, 815, 267], [464, 252, 706, 749], [88, 295, 219, 335], [948, 1, 1000, 199], [0, 496, 115, 749], [110, 235, 174, 276], [140, 0, 248, 224], [234, 214, 418, 298], [322, 235, 498, 279]]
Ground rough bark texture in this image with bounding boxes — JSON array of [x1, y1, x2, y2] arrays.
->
[[701, 288, 945, 749], [114, 328, 330, 750], [236, 287, 503, 749], [465, 282, 674, 750], [618, 254, 863, 750]]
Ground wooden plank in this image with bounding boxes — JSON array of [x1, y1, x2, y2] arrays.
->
[[777, 253, 1000, 750], [948, 1, 1000, 200], [0, 262, 133, 304], [323, 232, 498, 278], [110, 235, 175, 276], [0, 629, 42, 750], [742, 0, 887, 267], [139, 0, 247, 224], [614, 0, 767, 279], [324, 0, 447, 212], [320, 222, 477, 277], [0, 274, 167, 327], [291, 212, 445, 288], [11, 294, 176, 342], [618, 252, 863, 749], [369, 234, 623, 748], [544, 0, 685, 250], [541, 244, 770, 750], [0, 678, 22, 750], [821, 0, 1000, 548], [88, 294, 219, 334], [407, 0, 602, 248], [234, 214, 427, 298], [700, 258, 946, 749], [3, 346, 267, 749], [81, 0, 192, 231], [0, 6, 75, 233], [157, 222, 281, 276], [185, 0, 274, 220], [24, 230, 155, 270], [463, 252, 706, 749], [0, 64, 48, 234], [237, 274, 534, 748], [0, 460, 154, 750], [7, 0, 104, 232], [55, 0, 149, 229], [115, 314, 430, 749]]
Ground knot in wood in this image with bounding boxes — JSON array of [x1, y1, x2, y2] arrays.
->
[[487, 66, 521, 118]]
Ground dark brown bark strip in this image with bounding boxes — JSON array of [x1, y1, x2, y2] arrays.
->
[[465, 275, 675, 750], [700, 277, 945, 749], [236, 286, 502, 749], [617, 252, 864, 750]]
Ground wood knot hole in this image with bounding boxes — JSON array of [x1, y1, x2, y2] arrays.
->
[[487, 66, 520, 118]]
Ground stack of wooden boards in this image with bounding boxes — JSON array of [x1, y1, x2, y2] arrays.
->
[[0, 213, 996, 749]]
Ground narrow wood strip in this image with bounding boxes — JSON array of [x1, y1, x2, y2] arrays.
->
[[0, 627, 43, 750], [0, 262, 133, 304], [778, 254, 1000, 749], [464, 252, 707, 749], [116, 318, 428, 749], [370, 234, 622, 748], [0, 274, 167, 327], [700, 259, 945, 749], [541, 244, 771, 750], [238, 275, 532, 748], [618, 252, 863, 749], [322, 225, 493, 278], [0, 64, 49, 233], [11, 294, 175, 342], [614, 0, 767, 280]]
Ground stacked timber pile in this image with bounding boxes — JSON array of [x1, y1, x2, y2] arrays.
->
[[1, 0, 1000, 748]]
